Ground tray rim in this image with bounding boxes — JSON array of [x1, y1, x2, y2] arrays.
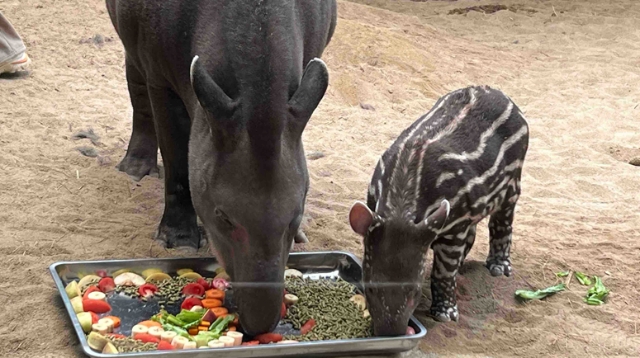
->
[[50, 250, 427, 358]]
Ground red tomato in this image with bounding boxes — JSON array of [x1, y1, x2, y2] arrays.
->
[[138, 283, 158, 298], [82, 299, 112, 314], [300, 319, 316, 335], [98, 277, 115, 293], [157, 341, 175, 350], [96, 270, 108, 278], [255, 333, 283, 344], [197, 278, 211, 290], [241, 340, 260, 346], [89, 312, 99, 324], [182, 283, 206, 297], [181, 297, 203, 311], [281, 302, 287, 319]]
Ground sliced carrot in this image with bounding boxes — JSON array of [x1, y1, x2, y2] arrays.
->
[[227, 326, 237, 332], [103, 316, 121, 328], [200, 321, 211, 327], [211, 307, 229, 317], [198, 326, 208, 331], [201, 299, 223, 309], [205, 289, 225, 300], [188, 328, 199, 335], [138, 320, 162, 328]]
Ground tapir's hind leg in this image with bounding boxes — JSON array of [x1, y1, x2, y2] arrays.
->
[[147, 86, 200, 252], [117, 57, 159, 181], [486, 177, 521, 277]]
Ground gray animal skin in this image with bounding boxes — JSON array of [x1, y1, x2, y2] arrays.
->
[[105, 0, 337, 335], [349, 86, 529, 336]]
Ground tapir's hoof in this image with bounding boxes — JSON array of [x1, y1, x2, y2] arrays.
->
[[117, 156, 159, 182], [430, 305, 459, 322], [154, 224, 201, 252], [294, 230, 309, 244], [486, 259, 512, 277]]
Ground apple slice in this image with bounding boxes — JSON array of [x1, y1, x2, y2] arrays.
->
[[77, 312, 93, 333], [102, 342, 119, 354], [70, 296, 84, 313], [78, 275, 101, 292], [87, 331, 109, 351], [65, 281, 81, 299]]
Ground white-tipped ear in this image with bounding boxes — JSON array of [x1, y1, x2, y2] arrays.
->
[[424, 199, 450, 232], [190, 55, 200, 85], [349, 201, 374, 237]]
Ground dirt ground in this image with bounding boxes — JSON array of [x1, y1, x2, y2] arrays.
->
[[1, 0, 639, 357]]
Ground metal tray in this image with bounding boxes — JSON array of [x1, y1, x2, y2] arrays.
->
[[50, 251, 427, 358]]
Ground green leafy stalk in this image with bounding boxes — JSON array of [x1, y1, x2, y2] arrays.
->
[[575, 272, 592, 286], [176, 309, 206, 329], [555, 271, 570, 278], [209, 314, 236, 336], [584, 276, 609, 305], [162, 323, 192, 340], [515, 283, 566, 301]]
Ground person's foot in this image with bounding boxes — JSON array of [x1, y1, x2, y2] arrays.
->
[[0, 53, 31, 75]]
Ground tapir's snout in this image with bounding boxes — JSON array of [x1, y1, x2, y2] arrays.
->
[[234, 280, 283, 335], [365, 281, 419, 337]]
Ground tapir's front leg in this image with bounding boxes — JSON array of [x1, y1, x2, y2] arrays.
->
[[429, 230, 468, 322]]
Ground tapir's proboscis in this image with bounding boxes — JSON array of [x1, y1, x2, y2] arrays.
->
[[349, 86, 529, 336], [106, 0, 337, 335]]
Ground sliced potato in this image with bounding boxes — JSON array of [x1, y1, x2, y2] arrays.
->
[[65, 280, 80, 299], [87, 331, 109, 351], [141, 268, 164, 279], [349, 294, 367, 311], [114, 272, 146, 286], [78, 275, 101, 292], [284, 269, 303, 278], [180, 272, 202, 280], [177, 268, 194, 276], [145, 272, 172, 283]]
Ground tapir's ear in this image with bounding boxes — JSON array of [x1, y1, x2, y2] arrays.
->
[[349, 201, 375, 237], [190, 55, 237, 118], [288, 58, 329, 123], [422, 200, 450, 233]]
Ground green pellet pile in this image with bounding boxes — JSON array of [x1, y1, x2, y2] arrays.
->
[[283, 276, 373, 341], [106, 337, 158, 353], [115, 276, 196, 308]]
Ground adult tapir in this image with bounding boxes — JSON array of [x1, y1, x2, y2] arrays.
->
[[105, 0, 337, 334]]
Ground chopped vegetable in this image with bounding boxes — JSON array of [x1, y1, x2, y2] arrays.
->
[[202, 299, 223, 309], [138, 283, 158, 298], [98, 277, 115, 293], [197, 278, 211, 290], [255, 333, 283, 344], [210, 307, 228, 318], [300, 319, 316, 335], [208, 314, 236, 336], [82, 299, 112, 313], [103, 316, 121, 328], [555, 271, 570, 278], [188, 328, 199, 335], [205, 289, 225, 300], [211, 278, 229, 291], [181, 297, 203, 311], [134, 333, 160, 344], [182, 283, 206, 297], [515, 283, 566, 301], [138, 320, 163, 328], [157, 341, 175, 350], [584, 276, 610, 305], [575, 272, 592, 286]]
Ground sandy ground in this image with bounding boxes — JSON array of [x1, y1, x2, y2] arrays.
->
[[1, 0, 639, 357]]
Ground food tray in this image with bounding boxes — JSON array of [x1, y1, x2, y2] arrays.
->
[[50, 251, 427, 358]]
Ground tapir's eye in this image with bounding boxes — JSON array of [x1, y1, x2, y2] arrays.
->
[[214, 208, 234, 228]]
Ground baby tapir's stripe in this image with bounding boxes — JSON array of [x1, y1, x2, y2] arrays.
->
[[355, 85, 528, 330]]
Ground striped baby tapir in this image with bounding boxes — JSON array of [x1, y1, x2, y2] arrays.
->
[[349, 85, 529, 336]]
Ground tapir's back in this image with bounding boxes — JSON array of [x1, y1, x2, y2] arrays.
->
[[370, 86, 529, 222]]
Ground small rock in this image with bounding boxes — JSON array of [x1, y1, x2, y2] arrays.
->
[[77, 146, 98, 158], [72, 128, 101, 146], [513, 40, 519, 44], [307, 151, 325, 160], [629, 157, 640, 166], [93, 34, 105, 45], [97, 156, 112, 166], [360, 103, 375, 111]]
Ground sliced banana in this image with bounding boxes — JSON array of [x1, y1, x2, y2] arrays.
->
[[218, 336, 235, 347], [349, 294, 367, 311], [284, 294, 299, 305], [226, 331, 243, 346], [92, 323, 109, 335], [114, 272, 146, 286], [277, 340, 300, 344], [148, 326, 164, 339], [131, 324, 149, 338], [161, 331, 177, 343], [363, 309, 370, 319], [207, 340, 225, 348], [87, 291, 106, 301], [172, 335, 189, 349], [183, 341, 197, 350], [190, 305, 203, 312], [98, 318, 114, 333]]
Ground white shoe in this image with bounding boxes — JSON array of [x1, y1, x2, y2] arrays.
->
[[0, 52, 31, 75]]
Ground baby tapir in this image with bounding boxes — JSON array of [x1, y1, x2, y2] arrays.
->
[[349, 86, 529, 335]]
